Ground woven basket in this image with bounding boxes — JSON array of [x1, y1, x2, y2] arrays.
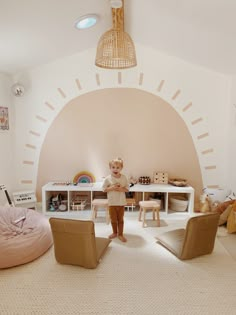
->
[[169, 178, 187, 187], [170, 196, 188, 212]]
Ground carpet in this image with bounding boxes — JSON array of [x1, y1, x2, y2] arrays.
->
[[1, 213, 236, 315], [217, 226, 236, 261]]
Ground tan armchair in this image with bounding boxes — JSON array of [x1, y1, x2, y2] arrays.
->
[[156, 213, 220, 260], [49, 218, 111, 269]]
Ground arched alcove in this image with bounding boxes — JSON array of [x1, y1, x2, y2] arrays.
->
[[36, 88, 203, 206]]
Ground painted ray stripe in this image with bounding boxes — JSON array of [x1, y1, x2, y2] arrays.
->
[[139, 73, 144, 86], [191, 117, 203, 125], [182, 102, 192, 112], [21, 180, 33, 184], [25, 144, 36, 150], [172, 89, 181, 100], [207, 185, 219, 189], [118, 72, 122, 84], [75, 79, 82, 90], [36, 115, 47, 123], [157, 80, 165, 92], [197, 132, 209, 140], [45, 102, 55, 110], [57, 88, 66, 98], [201, 148, 214, 155], [23, 160, 34, 165], [96, 73, 100, 86], [29, 130, 40, 137], [205, 165, 216, 170]]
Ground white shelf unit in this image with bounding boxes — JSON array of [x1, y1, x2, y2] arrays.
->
[[130, 184, 194, 215], [42, 182, 194, 215], [42, 183, 93, 214]]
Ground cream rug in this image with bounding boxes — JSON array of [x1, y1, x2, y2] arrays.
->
[[1, 212, 236, 315]]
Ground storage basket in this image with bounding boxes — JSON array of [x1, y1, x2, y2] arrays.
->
[[139, 176, 151, 185], [170, 196, 188, 212], [169, 178, 187, 187]]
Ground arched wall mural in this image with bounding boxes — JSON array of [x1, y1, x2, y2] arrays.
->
[[17, 63, 222, 210], [36, 88, 203, 206]]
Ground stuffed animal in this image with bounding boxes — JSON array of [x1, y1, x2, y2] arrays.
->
[[200, 193, 211, 213], [129, 176, 137, 187]]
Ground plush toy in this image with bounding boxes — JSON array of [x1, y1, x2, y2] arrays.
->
[[200, 193, 211, 213], [129, 176, 137, 187]]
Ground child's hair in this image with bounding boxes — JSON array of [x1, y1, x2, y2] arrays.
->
[[109, 157, 124, 168]]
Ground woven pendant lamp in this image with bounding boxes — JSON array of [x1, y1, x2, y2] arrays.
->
[[95, 0, 137, 69]]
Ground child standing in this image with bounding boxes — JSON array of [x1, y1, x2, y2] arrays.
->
[[102, 157, 129, 242]]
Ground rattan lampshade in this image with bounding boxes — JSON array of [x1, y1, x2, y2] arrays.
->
[[95, 1, 137, 69]]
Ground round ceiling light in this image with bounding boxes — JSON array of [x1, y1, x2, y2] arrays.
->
[[75, 14, 99, 30]]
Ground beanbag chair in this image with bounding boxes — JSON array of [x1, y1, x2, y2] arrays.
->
[[0, 206, 53, 269]]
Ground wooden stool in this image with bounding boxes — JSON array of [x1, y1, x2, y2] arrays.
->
[[91, 199, 110, 224], [139, 200, 161, 227]]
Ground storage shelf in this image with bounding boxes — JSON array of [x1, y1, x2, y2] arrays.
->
[[42, 182, 194, 215]]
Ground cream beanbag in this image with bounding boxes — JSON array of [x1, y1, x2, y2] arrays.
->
[[0, 206, 53, 269]]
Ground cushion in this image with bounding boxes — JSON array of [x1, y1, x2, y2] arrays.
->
[[156, 213, 219, 260], [49, 218, 111, 269], [218, 204, 233, 226], [227, 201, 236, 234], [0, 206, 53, 269], [214, 200, 235, 214]]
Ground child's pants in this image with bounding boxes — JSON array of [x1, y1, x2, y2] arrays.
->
[[109, 206, 125, 236]]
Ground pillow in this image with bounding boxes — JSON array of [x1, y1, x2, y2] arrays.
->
[[227, 201, 236, 233], [218, 204, 233, 226], [214, 200, 235, 214]]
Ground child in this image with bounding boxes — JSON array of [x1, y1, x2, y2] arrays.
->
[[102, 157, 129, 242]]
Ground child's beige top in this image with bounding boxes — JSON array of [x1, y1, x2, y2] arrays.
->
[[102, 174, 129, 206]]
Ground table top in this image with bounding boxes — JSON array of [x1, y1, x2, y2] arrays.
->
[[42, 182, 194, 193]]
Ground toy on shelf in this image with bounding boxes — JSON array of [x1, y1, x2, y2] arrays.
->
[[125, 198, 136, 211], [73, 171, 95, 185], [52, 182, 71, 186], [169, 178, 188, 187], [71, 199, 86, 210], [70, 193, 88, 210], [153, 172, 168, 184], [49, 194, 67, 212], [139, 176, 151, 185], [129, 176, 137, 187]]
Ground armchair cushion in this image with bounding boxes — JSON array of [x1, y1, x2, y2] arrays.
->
[[49, 218, 111, 269], [156, 213, 220, 260]]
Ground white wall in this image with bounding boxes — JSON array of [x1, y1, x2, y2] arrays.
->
[[0, 73, 14, 204], [228, 76, 236, 193], [2, 44, 231, 200]]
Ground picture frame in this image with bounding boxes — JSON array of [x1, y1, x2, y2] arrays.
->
[[0, 107, 9, 131]]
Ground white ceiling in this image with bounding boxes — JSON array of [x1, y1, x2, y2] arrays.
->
[[1, 0, 236, 75]]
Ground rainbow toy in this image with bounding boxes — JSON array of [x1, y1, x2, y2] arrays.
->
[[73, 171, 96, 184]]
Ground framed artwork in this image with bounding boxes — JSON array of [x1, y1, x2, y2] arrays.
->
[[0, 107, 9, 130]]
